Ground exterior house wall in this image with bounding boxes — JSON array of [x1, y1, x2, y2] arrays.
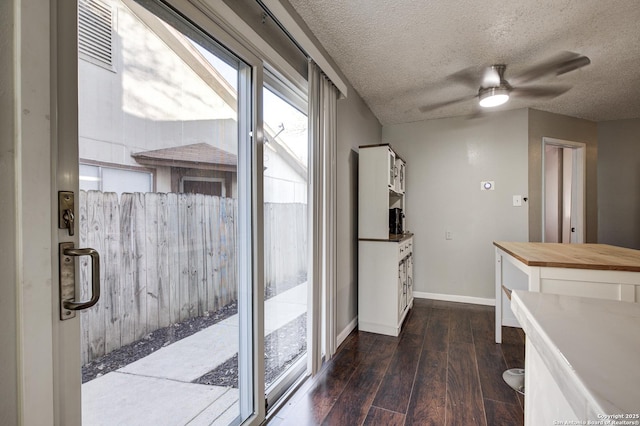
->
[[79, 0, 307, 202], [79, 0, 238, 192]]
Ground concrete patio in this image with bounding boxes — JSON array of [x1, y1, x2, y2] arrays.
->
[[82, 282, 307, 425]]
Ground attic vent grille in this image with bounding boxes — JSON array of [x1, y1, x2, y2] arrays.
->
[[78, 0, 114, 69]]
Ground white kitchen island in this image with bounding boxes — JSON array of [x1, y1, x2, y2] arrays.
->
[[494, 242, 640, 343], [511, 290, 640, 424]]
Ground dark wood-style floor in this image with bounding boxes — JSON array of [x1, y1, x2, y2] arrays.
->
[[268, 298, 525, 426]]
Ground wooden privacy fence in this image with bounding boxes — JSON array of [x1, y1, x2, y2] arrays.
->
[[263, 202, 308, 295], [79, 190, 308, 364]]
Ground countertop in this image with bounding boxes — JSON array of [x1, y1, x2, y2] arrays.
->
[[359, 232, 414, 243], [494, 241, 640, 272], [511, 290, 640, 418]]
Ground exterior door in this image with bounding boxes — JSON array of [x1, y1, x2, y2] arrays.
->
[[54, 0, 263, 424], [262, 80, 309, 408]]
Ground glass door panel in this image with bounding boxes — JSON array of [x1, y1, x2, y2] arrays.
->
[[76, 0, 253, 423], [262, 82, 309, 406]]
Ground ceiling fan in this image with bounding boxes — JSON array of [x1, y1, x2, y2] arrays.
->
[[418, 51, 591, 113]]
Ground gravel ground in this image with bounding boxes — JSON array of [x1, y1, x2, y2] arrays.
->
[[193, 312, 307, 388], [82, 302, 237, 383], [82, 280, 307, 385]]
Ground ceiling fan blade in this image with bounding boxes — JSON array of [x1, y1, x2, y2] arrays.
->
[[446, 67, 482, 88], [556, 55, 591, 75], [512, 52, 589, 84], [510, 85, 571, 98], [418, 94, 477, 112]]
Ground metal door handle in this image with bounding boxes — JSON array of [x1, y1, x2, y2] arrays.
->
[[59, 242, 101, 319]]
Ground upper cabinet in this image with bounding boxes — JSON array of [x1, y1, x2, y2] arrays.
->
[[359, 144, 406, 239]]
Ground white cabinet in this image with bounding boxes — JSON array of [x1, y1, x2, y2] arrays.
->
[[358, 236, 413, 336], [358, 143, 413, 337], [358, 144, 406, 239]]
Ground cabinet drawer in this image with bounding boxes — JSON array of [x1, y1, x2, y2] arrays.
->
[[398, 237, 413, 258]]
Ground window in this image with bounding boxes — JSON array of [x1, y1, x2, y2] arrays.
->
[[79, 163, 153, 195], [180, 176, 226, 196]]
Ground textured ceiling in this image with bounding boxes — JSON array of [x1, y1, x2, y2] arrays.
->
[[286, 0, 640, 125]]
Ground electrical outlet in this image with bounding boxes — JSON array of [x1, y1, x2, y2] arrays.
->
[[445, 231, 453, 240]]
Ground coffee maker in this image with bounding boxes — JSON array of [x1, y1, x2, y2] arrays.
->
[[389, 208, 403, 235]]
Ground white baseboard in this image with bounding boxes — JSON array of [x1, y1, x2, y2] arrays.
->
[[413, 291, 495, 306], [336, 316, 358, 347], [502, 316, 522, 328]]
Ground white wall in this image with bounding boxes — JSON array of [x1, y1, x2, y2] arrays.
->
[[383, 109, 530, 300], [598, 118, 640, 249], [336, 88, 382, 336], [528, 109, 598, 242]]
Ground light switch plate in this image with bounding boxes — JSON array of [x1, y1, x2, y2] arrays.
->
[[513, 195, 522, 207]]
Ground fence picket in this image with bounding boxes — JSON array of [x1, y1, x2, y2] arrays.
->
[[157, 193, 171, 328], [103, 192, 121, 355], [178, 193, 190, 321], [132, 192, 147, 341], [167, 193, 180, 324], [79, 190, 90, 365], [87, 190, 106, 360], [119, 193, 135, 347], [145, 193, 159, 331], [195, 194, 206, 316], [203, 196, 215, 312]]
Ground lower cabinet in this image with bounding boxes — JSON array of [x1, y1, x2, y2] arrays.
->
[[358, 236, 413, 336]]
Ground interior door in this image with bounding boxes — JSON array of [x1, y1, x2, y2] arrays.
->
[[53, 0, 262, 424]]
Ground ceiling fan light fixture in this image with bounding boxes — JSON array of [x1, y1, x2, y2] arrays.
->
[[479, 87, 510, 108]]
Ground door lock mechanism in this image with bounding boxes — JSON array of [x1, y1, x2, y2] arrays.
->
[[58, 191, 75, 236]]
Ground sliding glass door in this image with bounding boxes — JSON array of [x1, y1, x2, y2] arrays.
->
[[55, 0, 316, 423], [55, 0, 264, 424], [262, 77, 309, 407]]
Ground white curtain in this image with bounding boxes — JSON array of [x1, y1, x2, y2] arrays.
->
[[307, 60, 338, 375]]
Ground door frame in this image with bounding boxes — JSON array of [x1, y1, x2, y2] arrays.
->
[[9, 0, 58, 424], [541, 137, 586, 243]]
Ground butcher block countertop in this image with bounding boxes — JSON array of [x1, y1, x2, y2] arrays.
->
[[493, 242, 640, 272]]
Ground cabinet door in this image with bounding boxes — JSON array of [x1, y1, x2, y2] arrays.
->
[[398, 259, 405, 317], [395, 158, 405, 194], [388, 148, 396, 189], [407, 253, 413, 304]]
